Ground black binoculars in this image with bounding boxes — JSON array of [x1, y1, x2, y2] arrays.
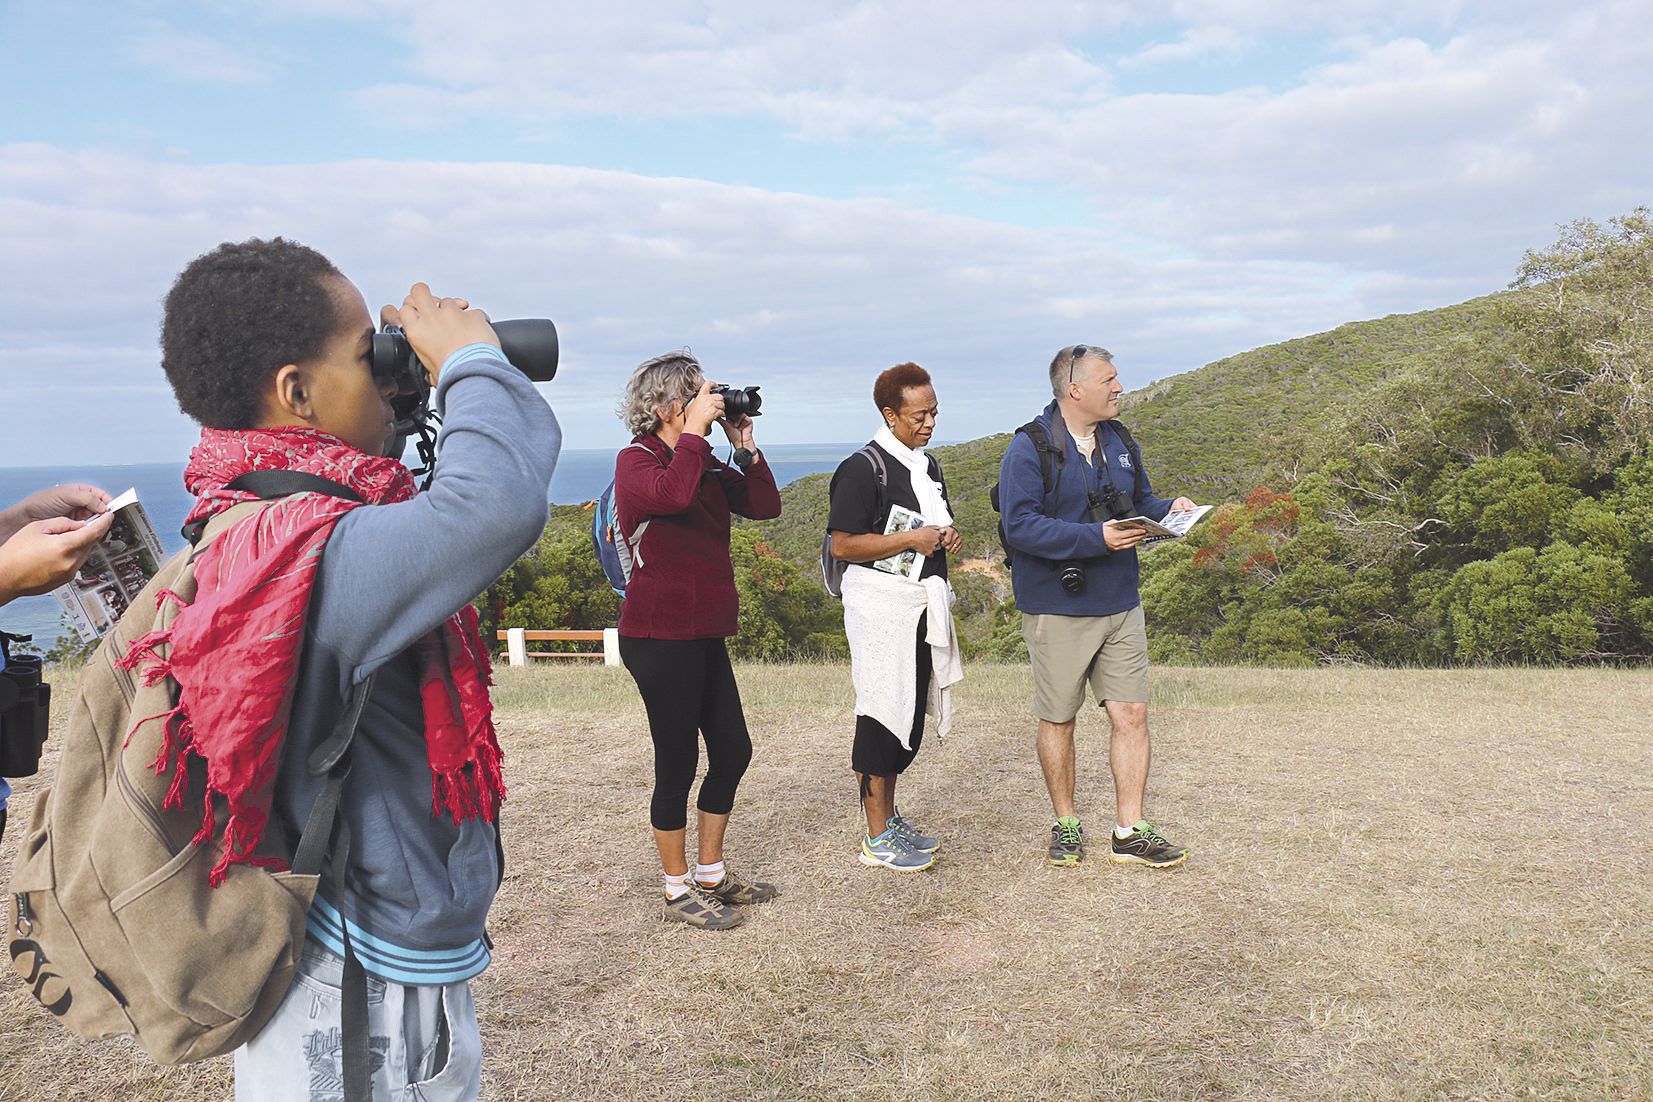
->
[[1058, 486, 1138, 593], [372, 318, 560, 434], [370, 318, 559, 478]]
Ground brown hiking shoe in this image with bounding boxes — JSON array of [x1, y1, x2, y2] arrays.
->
[[662, 884, 744, 930], [698, 867, 779, 906]]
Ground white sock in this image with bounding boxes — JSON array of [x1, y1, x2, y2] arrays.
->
[[664, 871, 692, 900], [694, 860, 725, 887], [1115, 822, 1139, 840]]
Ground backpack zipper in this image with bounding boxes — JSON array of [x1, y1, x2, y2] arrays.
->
[[13, 893, 31, 936], [103, 636, 137, 705], [113, 754, 171, 848], [104, 634, 176, 847]]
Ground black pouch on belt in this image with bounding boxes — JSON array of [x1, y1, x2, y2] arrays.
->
[[0, 635, 50, 778]]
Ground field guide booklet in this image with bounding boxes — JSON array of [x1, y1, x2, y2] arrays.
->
[[871, 503, 928, 582], [1118, 505, 1215, 547], [52, 488, 165, 641]]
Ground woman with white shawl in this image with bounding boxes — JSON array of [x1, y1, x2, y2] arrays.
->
[[825, 362, 965, 872]]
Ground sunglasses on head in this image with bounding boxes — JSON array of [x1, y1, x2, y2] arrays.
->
[[1068, 344, 1112, 385]]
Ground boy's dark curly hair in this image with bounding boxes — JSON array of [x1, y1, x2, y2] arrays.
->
[[161, 237, 347, 428]]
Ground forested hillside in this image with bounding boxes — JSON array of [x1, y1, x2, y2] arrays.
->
[[739, 294, 1495, 565], [482, 210, 1653, 666]]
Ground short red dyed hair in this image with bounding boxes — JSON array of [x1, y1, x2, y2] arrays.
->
[[873, 362, 932, 414]]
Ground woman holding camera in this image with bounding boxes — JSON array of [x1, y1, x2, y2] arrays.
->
[[614, 352, 783, 930]]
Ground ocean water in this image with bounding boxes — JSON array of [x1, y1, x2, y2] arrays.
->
[[0, 442, 864, 651]]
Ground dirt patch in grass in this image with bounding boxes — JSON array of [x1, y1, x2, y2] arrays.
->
[[4, 664, 1651, 1100]]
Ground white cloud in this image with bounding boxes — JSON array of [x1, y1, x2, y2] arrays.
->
[[0, 144, 1397, 465], [1120, 26, 1250, 69], [8, 1, 1648, 465], [125, 27, 276, 85], [339, 0, 1128, 138], [284, 1, 1650, 281], [962, 10, 1649, 274]]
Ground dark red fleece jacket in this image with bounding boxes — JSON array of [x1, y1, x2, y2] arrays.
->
[[615, 432, 783, 640]]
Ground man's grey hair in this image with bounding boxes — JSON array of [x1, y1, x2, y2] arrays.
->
[[1048, 343, 1113, 398], [618, 351, 705, 436]]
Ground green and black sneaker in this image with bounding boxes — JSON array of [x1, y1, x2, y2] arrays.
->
[[1109, 821, 1188, 868], [1047, 816, 1084, 867]]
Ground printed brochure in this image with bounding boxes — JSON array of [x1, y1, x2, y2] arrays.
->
[[1115, 505, 1215, 546], [51, 489, 165, 641], [871, 504, 928, 582]]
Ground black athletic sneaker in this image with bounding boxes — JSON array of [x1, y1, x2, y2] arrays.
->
[[1047, 816, 1084, 867], [1109, 821, 1188, 868]]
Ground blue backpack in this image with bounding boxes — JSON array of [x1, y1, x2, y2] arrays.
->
[[592, 443, 653, 597]]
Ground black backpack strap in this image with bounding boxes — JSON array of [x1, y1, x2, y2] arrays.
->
[[290, 673, 375, 875], [1018, 420, 1063, 498], [859, 444, 889, 526], [860, 444, 888, 484], [228, 470, 365, 503], [336, 814, 371, 1102], [290, 671, 376, 1102], [182, 471, 366, 545]]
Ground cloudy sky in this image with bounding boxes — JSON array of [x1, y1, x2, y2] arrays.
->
[[2, 0, 1649, 464]]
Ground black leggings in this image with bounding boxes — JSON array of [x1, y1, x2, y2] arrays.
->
[[619, 636, 753, 831]]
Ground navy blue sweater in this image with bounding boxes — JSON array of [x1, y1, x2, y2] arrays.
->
[[998, 400, 1173, 617]]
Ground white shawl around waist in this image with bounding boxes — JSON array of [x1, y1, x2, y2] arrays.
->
[[840, 565, 965, 747]]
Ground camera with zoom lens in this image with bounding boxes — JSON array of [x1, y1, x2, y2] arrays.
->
[[371, 318, 559, 478], [1058, 485, 1138, 594], [709, 384, 762, 419]]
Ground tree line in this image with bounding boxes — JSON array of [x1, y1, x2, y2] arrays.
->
[[484, 211, 1653, 666]]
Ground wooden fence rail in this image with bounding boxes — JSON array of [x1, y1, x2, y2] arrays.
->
[[496, 628, 621, 667]]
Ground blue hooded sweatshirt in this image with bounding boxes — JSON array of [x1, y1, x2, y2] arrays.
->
[[998, 399, 1174, 617]]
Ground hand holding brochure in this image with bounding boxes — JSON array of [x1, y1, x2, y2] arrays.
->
[[1113, 505, 1214, 546], [51, 489, 165, 642], [872, 504, 928, 582]]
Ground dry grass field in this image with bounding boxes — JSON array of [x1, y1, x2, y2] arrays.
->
[[3, 663, 1651, 1101]]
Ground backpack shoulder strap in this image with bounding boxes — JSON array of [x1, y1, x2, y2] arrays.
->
[[181, 471, 365, 545], [859, 443, 888, 485], [227, 470, 365, 503], [860, 444, 890, 522], [1017, 420, 1063, 497]]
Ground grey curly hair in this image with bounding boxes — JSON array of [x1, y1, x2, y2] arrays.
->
[[618, 351, 705, 437]]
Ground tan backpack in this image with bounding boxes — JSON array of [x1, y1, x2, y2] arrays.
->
[[5, 483, 371, 1066]]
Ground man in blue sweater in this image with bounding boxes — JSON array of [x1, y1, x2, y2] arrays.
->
[[998, 344, 1196, 869]]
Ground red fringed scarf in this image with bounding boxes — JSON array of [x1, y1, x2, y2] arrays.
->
[[119, 426, 506, 887]]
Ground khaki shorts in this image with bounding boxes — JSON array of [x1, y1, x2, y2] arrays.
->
[[1023, 605, 1149, 721]]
